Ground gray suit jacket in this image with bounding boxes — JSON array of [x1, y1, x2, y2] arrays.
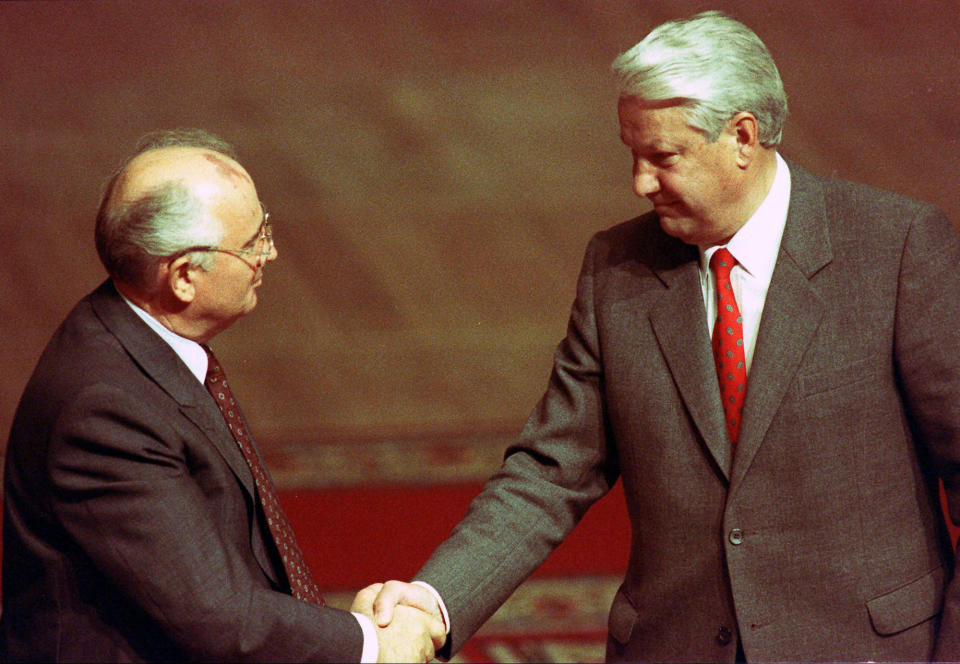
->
[[418, 162, 960, 662], [1, 280, 362, 662]]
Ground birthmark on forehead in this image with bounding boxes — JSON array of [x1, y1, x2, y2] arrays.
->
[[203, 153, 251, 185]]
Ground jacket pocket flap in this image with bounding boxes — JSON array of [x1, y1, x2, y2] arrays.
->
[[866, 565, 945, 636], [608, 587, 638, 645], [797, 358, 878, 397]]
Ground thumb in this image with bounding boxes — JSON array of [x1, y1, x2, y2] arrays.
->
[[371, 581, 405, 627], [373, 580, 437, 628]]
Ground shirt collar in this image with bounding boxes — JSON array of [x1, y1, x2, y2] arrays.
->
[[118, 289, 209, 385], [700, 152, 791, 279]]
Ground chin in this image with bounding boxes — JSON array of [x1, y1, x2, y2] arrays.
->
[[658, 216, 699, 244]]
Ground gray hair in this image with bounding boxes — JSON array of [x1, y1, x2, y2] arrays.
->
[[94, 128, 239, 291], [612, 11, 788, 146]]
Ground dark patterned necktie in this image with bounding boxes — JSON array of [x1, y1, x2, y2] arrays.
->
[[203, 347, 324, 606], [710, 249, 747, 448]]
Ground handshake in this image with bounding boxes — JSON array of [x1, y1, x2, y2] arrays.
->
[[351, 581, 447, 663]]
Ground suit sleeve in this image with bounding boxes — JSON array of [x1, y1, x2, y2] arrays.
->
[[416, 233, 620, 656], [891, 206, 960, 660], [48, 382, 364, 663]]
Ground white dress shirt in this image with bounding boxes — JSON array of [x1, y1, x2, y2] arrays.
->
[[699, 153, 791, 375], [120, 293, 379, 663]]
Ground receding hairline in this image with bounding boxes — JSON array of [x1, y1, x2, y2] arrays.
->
[[110, 146, 253, 211]]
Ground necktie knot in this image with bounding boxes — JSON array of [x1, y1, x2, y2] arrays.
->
[[203, 345, 223, 384], [709, 247, 738, 279]]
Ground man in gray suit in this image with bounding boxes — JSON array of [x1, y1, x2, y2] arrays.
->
[[2, 129, 444, 662], [358, 11, 960, 662]]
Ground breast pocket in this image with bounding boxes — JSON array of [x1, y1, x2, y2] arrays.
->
[[797, 358, 882, 398]]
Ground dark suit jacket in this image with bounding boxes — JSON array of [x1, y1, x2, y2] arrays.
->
[[1, 280, 362, 662], [417, 162, 960, 662]]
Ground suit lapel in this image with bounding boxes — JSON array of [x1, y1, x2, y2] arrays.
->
[[88, 281, 255, 497], [88, 282, 285, 584], [649, 251, 734, 480], [730, 164, 833, 488]]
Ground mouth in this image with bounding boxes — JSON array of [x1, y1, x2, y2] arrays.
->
[[651, 199, 683, 217]]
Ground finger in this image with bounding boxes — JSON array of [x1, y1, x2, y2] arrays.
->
[[409, 614, 439, 664], [427, 616, 447, 650], [371, 580, 408, 627], [350, 582, 384, 615], [422, 638, 437, 664], [373, 580, 435, 627], [351, 582, 383, 610]]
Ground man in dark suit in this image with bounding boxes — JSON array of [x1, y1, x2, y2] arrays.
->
[[358, 11, 960, 662], [1, 129, 444, 662]]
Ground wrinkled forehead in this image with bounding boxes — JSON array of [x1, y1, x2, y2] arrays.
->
[[617, 97, 693, 147]]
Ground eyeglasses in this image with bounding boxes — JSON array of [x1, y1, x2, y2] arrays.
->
[[174, 202, 274, 270]]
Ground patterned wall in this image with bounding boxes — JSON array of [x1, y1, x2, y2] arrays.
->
[[2, 0, 958, 454]]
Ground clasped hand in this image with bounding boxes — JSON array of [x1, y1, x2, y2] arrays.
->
[[352, 581, 446, 663]]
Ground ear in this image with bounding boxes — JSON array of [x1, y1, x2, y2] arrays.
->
[[730, 112, 760, 169], [164, 255, 200, 304]]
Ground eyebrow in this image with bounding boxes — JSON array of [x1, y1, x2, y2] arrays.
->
[[621, 134, 680, 155]]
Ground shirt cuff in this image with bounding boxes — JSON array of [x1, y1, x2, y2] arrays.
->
[[352, 612, 379, 663], [411, 580, 451, 635]]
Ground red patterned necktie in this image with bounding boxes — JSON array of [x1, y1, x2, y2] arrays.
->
[[203, 347, 324, 606], [710, 248, 747, 448]]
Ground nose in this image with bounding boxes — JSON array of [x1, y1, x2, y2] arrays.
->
[[256, 240, 278, 269], [632, 158, 661, 198]]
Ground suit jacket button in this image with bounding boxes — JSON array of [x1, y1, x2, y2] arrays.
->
[[716, 625, 733, 646], [729, 528, 744, 545]]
